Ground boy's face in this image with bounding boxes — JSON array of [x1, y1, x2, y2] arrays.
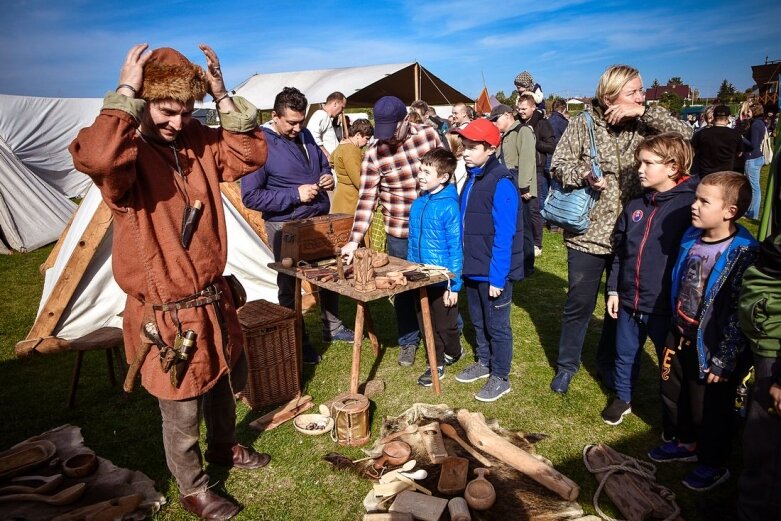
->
[[637, 149, 677, 192], [691, 184, 736, 230], [461, 139, 495, 168], [418, 164, 448, 192]]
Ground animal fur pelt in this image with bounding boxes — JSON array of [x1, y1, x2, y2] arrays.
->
[[140, 47, 208, 103], [349, 403, 585, 521]]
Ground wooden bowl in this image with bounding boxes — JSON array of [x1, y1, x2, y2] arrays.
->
[[465, 468, 496, 510], [385, 271, 407, 286], [63, 451, 98, 478], [371, 253, 389, 268], [373, 440, 412, 469], [293, 414, 334, 436]]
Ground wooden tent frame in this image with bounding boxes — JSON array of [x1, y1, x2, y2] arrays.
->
[[14, 182, 273, 358]]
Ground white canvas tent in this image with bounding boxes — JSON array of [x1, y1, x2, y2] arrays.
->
[[0, 137, 77, 252], [18, 181, 279, 356], [233, 62, 472, 110], [0, 94, 103, 252]]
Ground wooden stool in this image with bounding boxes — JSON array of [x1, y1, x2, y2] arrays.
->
[[66, 328, 127, 408]]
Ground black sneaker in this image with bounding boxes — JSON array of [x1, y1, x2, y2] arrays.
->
[[444, 348, 464, 366], [398, 344, 417, 367], [417, 366, 445, 387], [322, 325, 355, 343], [601, 398, 632, 425]]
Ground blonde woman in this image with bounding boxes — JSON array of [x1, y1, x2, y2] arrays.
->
[[549, 64, 693, 395], [331, 119, 373, 215]]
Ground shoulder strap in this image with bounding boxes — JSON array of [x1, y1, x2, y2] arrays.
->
[[582, 112, 603, 179]]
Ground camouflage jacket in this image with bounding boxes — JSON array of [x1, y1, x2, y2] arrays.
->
[[551, 103, 693, 255]]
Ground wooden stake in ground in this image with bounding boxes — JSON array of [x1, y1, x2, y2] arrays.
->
[[456, 409, 580, 501]]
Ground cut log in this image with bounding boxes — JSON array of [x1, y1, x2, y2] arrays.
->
[[456, 409, 580, 501]]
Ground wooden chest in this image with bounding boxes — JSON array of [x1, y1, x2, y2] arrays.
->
[[280, 214, 354, 262]]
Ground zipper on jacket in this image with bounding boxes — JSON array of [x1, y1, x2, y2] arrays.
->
[[633, 193, 659, 312]]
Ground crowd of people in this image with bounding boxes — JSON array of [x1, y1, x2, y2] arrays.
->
[[69, 44, 778, 520]]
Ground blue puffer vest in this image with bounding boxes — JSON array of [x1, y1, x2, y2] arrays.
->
[[407, 183, 463, 292], [462, 156, 525, 282]]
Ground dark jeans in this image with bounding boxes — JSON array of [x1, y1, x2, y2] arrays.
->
[[521, 199, 535, 277], [265, 221, 343, 346], [465, 278, 514, 379], [659, 334, 748, 467], [556, 248, 616, 375], [538, 169, 551, 214], [530, 174, 543, 248], [416, 285, 461, 366], [387, 235, 420, 347], [738, 355, 781, 521], [613, 307, 669, 402], [158, 354, 248, 495]]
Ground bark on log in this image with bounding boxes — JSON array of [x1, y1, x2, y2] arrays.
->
[[456, 409, 580, 501]]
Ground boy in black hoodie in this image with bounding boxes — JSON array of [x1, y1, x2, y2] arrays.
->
[[602, 132, 698, 425]]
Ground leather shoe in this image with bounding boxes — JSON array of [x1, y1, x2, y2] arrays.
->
[[180, 489, 240, 520], [205, 443, 271, 470], [550, 369, 574, 394]]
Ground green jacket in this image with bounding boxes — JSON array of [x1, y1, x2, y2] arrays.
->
[[739, 233, 781, 358], [497, 121, 537, 197], [551, 103, 693, 255]]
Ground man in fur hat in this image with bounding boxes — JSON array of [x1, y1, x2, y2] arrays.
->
[[70, 43, 269, 520]]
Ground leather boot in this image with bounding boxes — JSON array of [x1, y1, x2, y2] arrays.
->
[[204, 443, 271, 470], [180, 489, 240, 520]]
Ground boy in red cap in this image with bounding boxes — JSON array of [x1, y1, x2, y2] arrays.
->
[[452, 119, 525, 401]]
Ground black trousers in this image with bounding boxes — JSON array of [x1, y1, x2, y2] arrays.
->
[[659, 333, 748, 467], [416, 285, 461, 366], [738, 354, 781, 521]]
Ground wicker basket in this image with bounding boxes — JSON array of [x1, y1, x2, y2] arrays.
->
[[237, 300, 299, 410]]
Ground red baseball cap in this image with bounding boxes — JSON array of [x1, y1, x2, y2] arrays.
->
[[452, 118, 500, 148]]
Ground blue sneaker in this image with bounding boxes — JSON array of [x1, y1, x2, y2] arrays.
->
[[550, 370, 574, 394], [682, 464, 730, 491], [323, 325, 355, 343], [647, 441, 697, 463], [474, 375, 511, 402], [455, 362, 490, 383]]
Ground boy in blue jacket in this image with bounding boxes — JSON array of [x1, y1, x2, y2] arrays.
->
[[603, 133, 698, 425], [407, 148, 463, 386], [648, 172, 758, 492], [452, 119, 525, 402]]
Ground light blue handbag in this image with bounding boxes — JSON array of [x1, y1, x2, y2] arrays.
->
[[541, 111, 603, 234]]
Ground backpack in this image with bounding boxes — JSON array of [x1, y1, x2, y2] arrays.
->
[[760, 128, 774, 165], [739, 234, 781, 357]]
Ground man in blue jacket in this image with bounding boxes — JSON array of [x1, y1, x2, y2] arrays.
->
[[242, 87, 353, 364]]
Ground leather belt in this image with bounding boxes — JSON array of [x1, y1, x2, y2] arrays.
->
[[152, 285, 222, 312]]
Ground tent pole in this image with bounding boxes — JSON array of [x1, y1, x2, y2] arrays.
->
[[20, 201, 113, 346], [414, 63, 420, 101]]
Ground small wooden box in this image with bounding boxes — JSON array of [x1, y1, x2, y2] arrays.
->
[[237, 300, 299, 410], [280, 214, 354, 262]]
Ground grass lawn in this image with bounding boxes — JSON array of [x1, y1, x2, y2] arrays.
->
[[1, 167, 768, 519]]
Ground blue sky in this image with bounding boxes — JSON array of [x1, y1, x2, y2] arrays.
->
[[2, 0, 779, 101]]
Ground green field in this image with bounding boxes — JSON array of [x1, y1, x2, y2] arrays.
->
[[3, 210, 766, 521]]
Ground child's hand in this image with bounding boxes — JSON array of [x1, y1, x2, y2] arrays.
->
[[489, 285, 502, 298], [704, 369, 726, 384], [444, 291, 458, 307], [770, 383, 781, 415], [607, 295, 619, 319]]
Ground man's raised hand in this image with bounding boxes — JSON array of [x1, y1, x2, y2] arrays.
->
[[117, 44, 151, 97]]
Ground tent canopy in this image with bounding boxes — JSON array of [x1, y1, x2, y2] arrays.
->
[[233, 62, 472, 110]]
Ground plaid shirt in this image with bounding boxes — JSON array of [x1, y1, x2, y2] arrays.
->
[[350, 124, 441, 243]]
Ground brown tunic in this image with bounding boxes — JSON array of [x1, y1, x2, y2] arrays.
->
[[69, 93, 267, 400]]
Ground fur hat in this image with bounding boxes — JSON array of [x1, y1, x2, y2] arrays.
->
[[141, 48, 208, 103]]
